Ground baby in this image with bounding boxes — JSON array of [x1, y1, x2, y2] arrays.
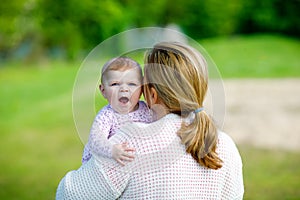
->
[[82, 57, 152, 165]]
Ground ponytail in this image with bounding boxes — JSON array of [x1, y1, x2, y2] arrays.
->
[[178, 111, 223, 170], [144, 41, 223, 169]]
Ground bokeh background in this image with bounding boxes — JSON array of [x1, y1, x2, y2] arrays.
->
[[0, 0, 299, 199]]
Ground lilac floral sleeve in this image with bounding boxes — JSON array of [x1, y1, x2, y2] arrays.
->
[[81, 101, 152, 164], [81, 106, 114, 164]]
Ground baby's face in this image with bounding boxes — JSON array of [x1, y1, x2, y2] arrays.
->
[[101, 68, 142, 114]]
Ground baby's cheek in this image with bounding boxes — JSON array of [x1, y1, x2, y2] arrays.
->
[[133, 91, 141, 99], [133, 87, 142, 95]]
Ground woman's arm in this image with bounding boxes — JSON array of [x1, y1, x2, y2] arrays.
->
[[56, 157, 130, 199], [219, 132, 244, 199]]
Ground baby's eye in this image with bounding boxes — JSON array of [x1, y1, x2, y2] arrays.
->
[[128, 83, 138, 86], [111, 83, 120, 86]]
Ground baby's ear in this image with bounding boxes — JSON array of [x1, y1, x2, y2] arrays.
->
[[99, 84, 106, 98]]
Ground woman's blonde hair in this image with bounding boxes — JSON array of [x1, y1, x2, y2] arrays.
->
[[144, 42, 222, 170]]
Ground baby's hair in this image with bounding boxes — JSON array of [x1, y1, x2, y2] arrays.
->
[[101, 57, 142, 83], [144, 42, 222, 170]]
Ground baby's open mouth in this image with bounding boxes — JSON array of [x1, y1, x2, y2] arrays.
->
[[119, 97, 129, 104]]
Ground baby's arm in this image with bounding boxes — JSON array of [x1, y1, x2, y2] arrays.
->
[[81, 109, 113, 164], [89, 125, 135, 165], [82, 108, 135, 165], [82, 144, 92, 164]]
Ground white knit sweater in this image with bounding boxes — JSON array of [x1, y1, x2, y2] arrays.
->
[[56, 114, 244, 199]]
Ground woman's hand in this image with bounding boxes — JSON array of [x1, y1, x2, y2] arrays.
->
[[112, 142, 135, 166]]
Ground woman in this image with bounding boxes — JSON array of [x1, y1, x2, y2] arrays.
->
[[56, 42, 244, 199]]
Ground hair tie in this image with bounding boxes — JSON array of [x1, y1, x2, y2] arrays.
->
[[194, 107, 204, 114]]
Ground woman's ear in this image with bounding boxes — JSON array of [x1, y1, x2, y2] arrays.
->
[[150, 87, 158, 105], [99, 84, 106, 98]]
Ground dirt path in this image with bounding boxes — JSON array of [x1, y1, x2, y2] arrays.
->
[[222, 79, 300, 151]]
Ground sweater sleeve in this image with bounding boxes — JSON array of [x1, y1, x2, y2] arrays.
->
[[81, 107, 114, 164], [56, 157, 130, 200]]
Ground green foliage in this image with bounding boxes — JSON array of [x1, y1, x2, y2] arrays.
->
[[0, 0, 299, 61], [37, 0, 129, 59], [124, 0, 168, 26], [0, 0, 35, 50], [179, 0, 244, 38], [238, 0, 300, 36]]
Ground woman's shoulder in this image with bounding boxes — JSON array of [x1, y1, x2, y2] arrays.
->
[[115, 113, 181, 139], [217, 131, 244, 197], [217, 131, 236, 146], [217, 131, 242, 162]]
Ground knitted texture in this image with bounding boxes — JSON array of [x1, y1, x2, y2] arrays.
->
[[57, 114, 244, 199], [82, 101, 152, 164]]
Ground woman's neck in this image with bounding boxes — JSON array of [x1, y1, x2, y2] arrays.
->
[[150, 104, 169, 121]]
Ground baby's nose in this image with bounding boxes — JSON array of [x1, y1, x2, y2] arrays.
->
[[120, 85, 129, 92]]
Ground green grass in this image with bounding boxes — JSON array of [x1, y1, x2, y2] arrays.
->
[[1, 35, 300, 199], [200, 34, 300, 78], [241, 147, 300, 199], [0, 63, 82, 199]]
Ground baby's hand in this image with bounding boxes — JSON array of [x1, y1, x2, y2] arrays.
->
[[112, 142, 135, 166]]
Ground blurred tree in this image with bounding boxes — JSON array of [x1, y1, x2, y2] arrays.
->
[[178, 0, 243, 38], [0, 0, 299, 62], [123, 0, 168, 27], [37, 0, 129, 59], [0, 0, 37, 59], [238, 0, 300, 36]]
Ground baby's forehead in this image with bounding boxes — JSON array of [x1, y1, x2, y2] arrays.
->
[[101, 57, 143, 82], [102, 64, 142, 79], [102, 57, 141, 73], [103, 68, 143, 82], [103, 64, 139, 73], [107, 68, 141, 76]]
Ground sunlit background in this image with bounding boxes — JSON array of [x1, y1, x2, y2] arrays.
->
[[0, 0, 299, 199]]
